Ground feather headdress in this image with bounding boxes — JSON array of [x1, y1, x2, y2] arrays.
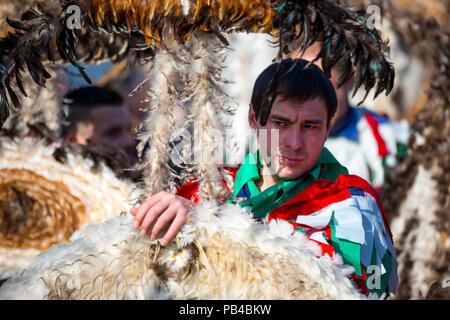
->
[[0, 0, 394, 127], [0, 0, 397, 202]]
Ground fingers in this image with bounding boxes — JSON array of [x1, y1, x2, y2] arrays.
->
[[132, 192, 164, 228], [150, 205, 178, 243], [139, 197, 171, 236], [160, 209, 187, 246], [130, 192, 192, 246]]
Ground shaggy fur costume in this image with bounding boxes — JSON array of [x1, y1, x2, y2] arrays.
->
[[0, 202, 364, 300]]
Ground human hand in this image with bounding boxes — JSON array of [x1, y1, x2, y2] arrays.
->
[[130, 191, 194, 246]]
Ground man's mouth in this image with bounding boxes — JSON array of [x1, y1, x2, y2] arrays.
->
[[279, 155, 305, 166]]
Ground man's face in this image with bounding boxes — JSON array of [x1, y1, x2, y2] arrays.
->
[[76, 105, 137, 164], [249, 96, 331, 182]]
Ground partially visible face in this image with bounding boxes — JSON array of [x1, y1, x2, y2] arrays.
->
[[249, 96, 331, 182], [77, 105, 137, 164]]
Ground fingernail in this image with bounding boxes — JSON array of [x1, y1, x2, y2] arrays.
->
[[133, 220, 139, 228], [160, 239, 167, 246], [141, 230, 146, 236]]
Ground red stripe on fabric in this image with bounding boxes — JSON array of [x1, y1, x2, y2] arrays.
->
[[310, 239, 335, 258], [336, 174, 393, 242], [176, 180, 200, 203], [176, 166, 239, 203], [269, 179, 352, 220], [222, 166, 239, 192], [351, 263, 368, 281], [223, 166, 239, 181], [364, 113, 389, 157], [323, 225, 332, 241], [351, 277, 369, 296]]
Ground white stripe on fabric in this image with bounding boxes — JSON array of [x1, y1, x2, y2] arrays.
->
[[360, 211, 375, 267], [357, 192, 396, 259], [333, 201, 365, 244], [308, 231, 329, 245], [296, 197, 366, 245], [295, 188, 399, 294], [295, 207, 334, 229], [356, 194, 387, 274]]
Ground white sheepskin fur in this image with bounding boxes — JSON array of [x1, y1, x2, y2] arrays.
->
[[0, 201, 365, 300]]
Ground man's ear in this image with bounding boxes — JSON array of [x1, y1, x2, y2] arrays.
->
[[248, 104, 258, 132]]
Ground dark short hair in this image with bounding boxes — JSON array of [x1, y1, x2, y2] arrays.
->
[[62, 86, 124, 134], [251, 58, 337, 126], [64, 86, 124, 108]]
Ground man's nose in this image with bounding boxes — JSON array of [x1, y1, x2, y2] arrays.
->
[[283, 128, 305, 150]]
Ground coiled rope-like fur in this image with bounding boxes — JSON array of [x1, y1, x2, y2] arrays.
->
[[0, 137, 135, 280]]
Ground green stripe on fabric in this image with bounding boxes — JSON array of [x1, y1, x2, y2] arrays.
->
[[329, 212, 363, 277], [381, 156, 387, 169], [380, 251, 393, 295], [363, 248, 393, 297]]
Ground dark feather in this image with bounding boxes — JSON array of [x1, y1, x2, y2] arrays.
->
[[26, 57, 51, 87], [5, 81, 20, 109], [15, 66, 28, 97], [6, 17, 33, 32], [0, 0, 395, 128], [0, 91, 10, 127], [21, 9, 42, 21]]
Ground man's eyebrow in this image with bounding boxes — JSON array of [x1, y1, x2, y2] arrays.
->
[[269, 114, 292, 122], [303, 119, 324, 124], [270, 114, 324, 124]]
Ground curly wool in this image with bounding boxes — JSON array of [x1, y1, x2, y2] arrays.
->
[[0, 201, 364, 300]]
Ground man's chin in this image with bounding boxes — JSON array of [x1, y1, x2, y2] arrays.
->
[[260, 158, 310, 180], [276, 167, 308, 181]]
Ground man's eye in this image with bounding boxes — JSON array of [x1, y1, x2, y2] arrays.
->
[[274, 121, 286, 127], [303, 124, 318, 129]]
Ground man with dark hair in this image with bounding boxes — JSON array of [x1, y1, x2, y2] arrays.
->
[[250, 58, 338, 127], [131, 59, 398, 298], [63, 86, 137, 164]]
